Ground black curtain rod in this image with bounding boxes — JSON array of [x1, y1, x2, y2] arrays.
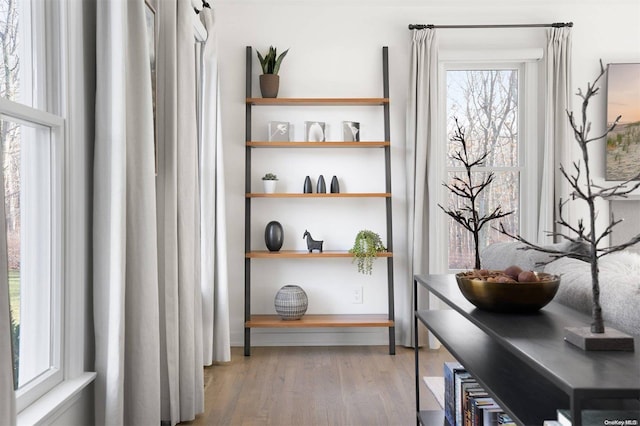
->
[[408, 22, 573, 30]]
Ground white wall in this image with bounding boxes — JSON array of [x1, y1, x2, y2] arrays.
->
[[215, 0, 640, 347]]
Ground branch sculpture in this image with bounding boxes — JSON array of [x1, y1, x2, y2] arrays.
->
[[439, 118, 513, 270], [499, 61, 640, 334]]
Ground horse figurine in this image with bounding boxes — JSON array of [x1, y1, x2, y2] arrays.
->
[[303, 230, 324, 253]]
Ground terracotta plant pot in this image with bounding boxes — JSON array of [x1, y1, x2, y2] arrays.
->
[[259, 74, 280, 98]]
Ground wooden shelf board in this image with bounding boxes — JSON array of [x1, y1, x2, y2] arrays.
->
[[246, 250, 393, 258], [247, 192, 391, 198], [247, 141, 390, 148], [246, 314, 394, 328], [247, 97, 389, 106]]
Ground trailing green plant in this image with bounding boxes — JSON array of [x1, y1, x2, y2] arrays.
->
[[256, 46, 289, 75], [262, 173, 278, 180], [349, 230, 386, 275]]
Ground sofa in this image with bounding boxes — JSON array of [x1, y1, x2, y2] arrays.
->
[[480, 241, 640, 337]]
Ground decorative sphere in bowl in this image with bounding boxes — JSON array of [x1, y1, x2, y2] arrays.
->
[[455, 270, 560, 313]]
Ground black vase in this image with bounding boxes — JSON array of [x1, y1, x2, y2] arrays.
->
[[303, 176, 313, 193], [317, 175, 326, 193], [330, 176, 340, 193], [265, 221, 284, 251]]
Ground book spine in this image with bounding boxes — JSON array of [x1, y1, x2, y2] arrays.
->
[[444, 362, 465, 426], [454, 372, 472, 426]]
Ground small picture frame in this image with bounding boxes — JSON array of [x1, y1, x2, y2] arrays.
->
[[343, 121, 360, 142], [268, 121, 291, 142], [305, 121, 326, 142]]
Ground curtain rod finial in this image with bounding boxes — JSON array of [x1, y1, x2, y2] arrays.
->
[[408, 24, 433, 30]]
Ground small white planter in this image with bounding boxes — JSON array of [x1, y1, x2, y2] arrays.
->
[[263, 180, 277, 193]]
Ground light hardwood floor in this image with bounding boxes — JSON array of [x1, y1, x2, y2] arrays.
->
[[184, 345, 454, 426]]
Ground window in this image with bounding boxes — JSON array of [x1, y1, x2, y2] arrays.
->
[[0, 0, 65, 410], [435, 53, 541, 272]]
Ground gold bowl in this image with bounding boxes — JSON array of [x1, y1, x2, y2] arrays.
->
[[455, 271, 560, 313]]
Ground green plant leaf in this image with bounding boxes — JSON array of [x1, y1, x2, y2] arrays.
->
[[256, 46, 289, 75], [272, 49, 289, 75], [256, 50, 268, 74], [349, 230, 386, 275]]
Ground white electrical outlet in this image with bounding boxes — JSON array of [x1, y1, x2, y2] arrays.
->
[[352, 286, 363, 304]]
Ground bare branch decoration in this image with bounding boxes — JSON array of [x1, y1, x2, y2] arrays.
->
[[439, 117, 513, 270], [498, 60, 640, 334]]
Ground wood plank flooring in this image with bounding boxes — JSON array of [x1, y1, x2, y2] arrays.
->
[[183, 345, 454, 426]]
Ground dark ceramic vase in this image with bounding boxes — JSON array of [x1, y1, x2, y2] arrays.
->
[[330, 176, 340, 193], [259, 74, 279, 98], [264, 220, 284, 251], [317, 175, 326, 193], [303, 176, 313, 193]]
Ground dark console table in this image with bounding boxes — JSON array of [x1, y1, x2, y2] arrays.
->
[[414, 274, 640, 426]]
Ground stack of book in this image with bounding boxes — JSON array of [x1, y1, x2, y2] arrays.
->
[[444, 362, 516, 426]]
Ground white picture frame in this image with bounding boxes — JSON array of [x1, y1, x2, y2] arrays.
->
[[268, 121, 291, 142], [343, 121, 360, 142], [305, 121, 326, 142]]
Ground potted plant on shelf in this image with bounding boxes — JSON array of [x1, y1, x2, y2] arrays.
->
[[349, 230, 386, 275], [262, 173, 278, 193], [256, 46, 289, 98]]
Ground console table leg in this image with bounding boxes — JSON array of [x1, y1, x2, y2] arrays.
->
[[570, 396, 582, 426]]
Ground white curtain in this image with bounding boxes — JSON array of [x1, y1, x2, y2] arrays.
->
[[0, 151, 16, 424], [156, 0, 204, 423], [199, 8, 231, 364], [404, 29, 438, 347], [93, 0, 161, 424], [539, 27, 572, 244]]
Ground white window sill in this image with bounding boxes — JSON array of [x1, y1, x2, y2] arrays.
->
[[17, 372, 96, 426]]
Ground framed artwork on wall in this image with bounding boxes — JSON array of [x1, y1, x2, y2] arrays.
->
[[605, 63, 640, 181]]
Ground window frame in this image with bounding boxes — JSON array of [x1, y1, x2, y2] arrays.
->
[[433, 49, 541, 273], [0, 0, 69, 413], [0, 99, 65, 411], [1, 0, 95, 422]]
